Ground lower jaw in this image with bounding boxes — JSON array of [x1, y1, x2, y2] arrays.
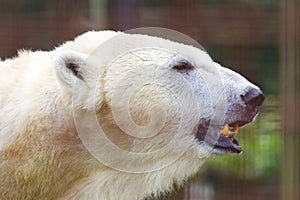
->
[[196, 126, 242, 155], [212, 146, 243, 155]]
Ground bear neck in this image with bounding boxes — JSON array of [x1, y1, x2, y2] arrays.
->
[[59, 106, 205, 199], [61, 152, 204, 200]]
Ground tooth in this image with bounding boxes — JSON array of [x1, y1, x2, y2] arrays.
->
[[227, 131, 234, 138], [233, 123, 239, 137], [220, 124, 229, 136]]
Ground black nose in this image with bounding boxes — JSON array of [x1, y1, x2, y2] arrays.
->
[[241, 87, 265, 109]]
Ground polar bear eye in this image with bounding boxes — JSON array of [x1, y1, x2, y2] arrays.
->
[[172, 61, 194, 72]]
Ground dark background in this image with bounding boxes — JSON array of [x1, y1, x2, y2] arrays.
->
[[0, 0, 299, 199]]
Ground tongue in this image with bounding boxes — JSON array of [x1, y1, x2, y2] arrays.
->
[[214, 134, 242, 153]]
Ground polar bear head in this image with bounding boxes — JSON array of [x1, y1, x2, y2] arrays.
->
[[53, 31, 264, 174]]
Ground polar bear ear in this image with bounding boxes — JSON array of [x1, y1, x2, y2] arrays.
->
[[53, 51, 89, 89]]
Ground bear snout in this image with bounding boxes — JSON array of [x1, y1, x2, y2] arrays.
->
[[241, 87, 265, 110]]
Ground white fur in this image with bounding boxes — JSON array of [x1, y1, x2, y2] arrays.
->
[[0, 31, 259, 199]]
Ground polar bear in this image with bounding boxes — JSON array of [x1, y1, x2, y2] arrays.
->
[[0, 30, 264, 200]]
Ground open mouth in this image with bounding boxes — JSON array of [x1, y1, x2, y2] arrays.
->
[[196, 120, 251, 154], [215, 122, 242, 154]]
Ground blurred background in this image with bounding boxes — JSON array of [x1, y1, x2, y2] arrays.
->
[[0, 0, 298, 199]]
